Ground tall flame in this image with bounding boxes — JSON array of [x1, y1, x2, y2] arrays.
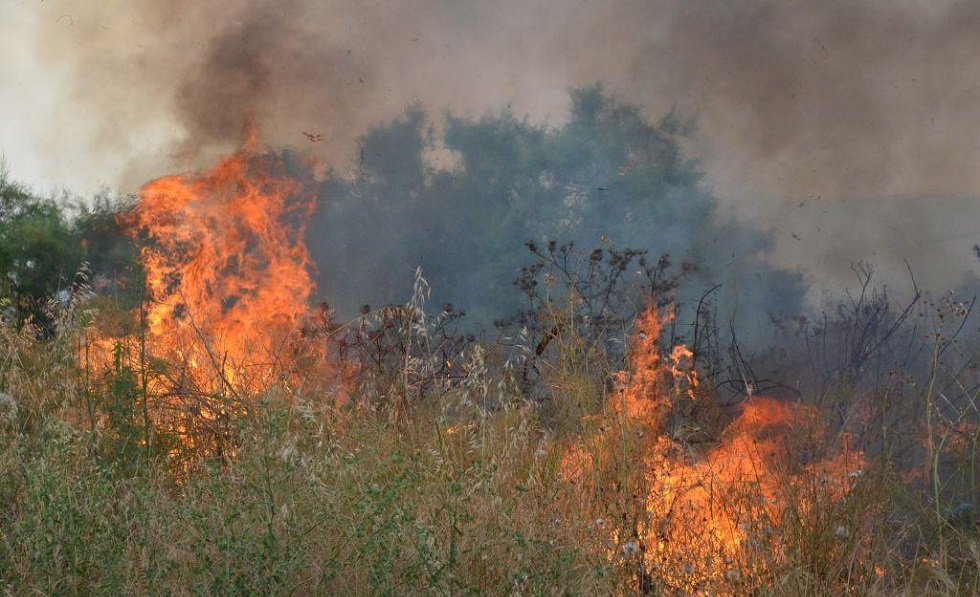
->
[[126, 143, 316, 394]]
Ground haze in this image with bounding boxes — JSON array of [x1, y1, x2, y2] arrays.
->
[[3, 0, 979, 295]]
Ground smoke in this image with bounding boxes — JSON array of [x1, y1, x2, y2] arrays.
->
[[618, 0, 980, 202], [14, 0, 980, 295], [20, 0, 980, 198], [25, 0, 378, 188]]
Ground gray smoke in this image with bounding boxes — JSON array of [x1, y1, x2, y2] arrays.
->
[[24, 1, 980, 195], [18, 0, 980, 297]]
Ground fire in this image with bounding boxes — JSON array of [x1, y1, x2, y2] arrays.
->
[[81, 135, 321, 458], [126, 140, 317, 395], [564, 302, 864, 593]]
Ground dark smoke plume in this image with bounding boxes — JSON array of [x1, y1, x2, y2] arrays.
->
[[27, 0, 980, 200], [20, 0, 980, 296]]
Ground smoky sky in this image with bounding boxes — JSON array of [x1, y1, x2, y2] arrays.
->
[[14, 0, 980, 201], [6, 0, 980, 296]]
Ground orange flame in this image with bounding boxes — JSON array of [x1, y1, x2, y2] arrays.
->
[[565, 301, 864, 593], [126, 145, 317, 394], [81, 140, 321, 459], [612, 303, 699, 423]]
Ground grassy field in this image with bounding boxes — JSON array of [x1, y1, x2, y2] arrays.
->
[[2, 288, 980, 596]]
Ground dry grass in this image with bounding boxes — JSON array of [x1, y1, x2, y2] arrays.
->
[[2, 291, 980, 596]]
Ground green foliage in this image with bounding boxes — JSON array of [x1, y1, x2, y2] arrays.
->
[[0, 172, 82, 332], [309, 85, 805, 335], [0, 169, 139, 333], [0, 389, 620, 594]]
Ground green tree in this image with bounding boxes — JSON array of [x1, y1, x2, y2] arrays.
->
[[309, 85, 805, 337], [0, 169, 138, 334], [0, 170, 82, 333]]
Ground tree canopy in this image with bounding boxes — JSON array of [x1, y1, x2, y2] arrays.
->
[[308, 85, 804, 335], [0, 168, 136, 333], [0, 85, 805, 342]]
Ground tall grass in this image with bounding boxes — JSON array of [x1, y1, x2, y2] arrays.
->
[[2, 278, 980, 595]]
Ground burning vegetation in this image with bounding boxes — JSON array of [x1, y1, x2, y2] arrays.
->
[[2, 89, 980, 595], [124, 132, 317, 395], [561, 304, 868, 594], [72, 134, 322, 461]]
